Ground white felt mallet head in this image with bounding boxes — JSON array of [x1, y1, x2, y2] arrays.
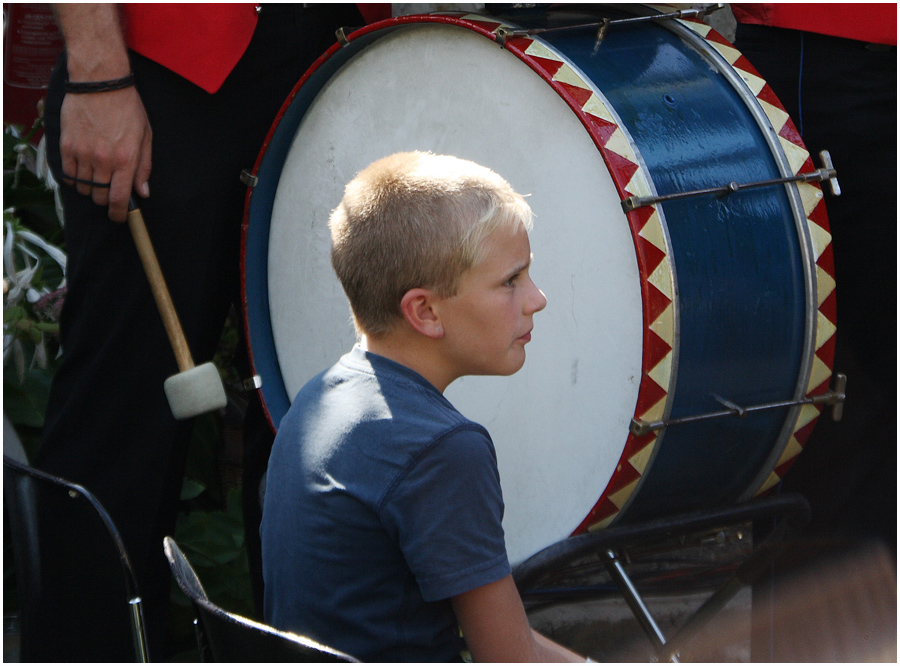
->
[[163, 362, 228, 421]]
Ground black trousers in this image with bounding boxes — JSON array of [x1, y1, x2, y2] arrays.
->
[[734, 23, 897, 661], [34, 5, 363, 661], [735, 23, 897, 551]]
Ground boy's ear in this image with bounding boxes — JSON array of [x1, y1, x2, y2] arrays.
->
[[400, 288, 444, 339]]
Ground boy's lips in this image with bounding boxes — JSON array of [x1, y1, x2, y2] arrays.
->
[[517, 329, 532, 344]]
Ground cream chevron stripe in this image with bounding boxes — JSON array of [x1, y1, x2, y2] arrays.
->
[[650, 303, 675, 348]]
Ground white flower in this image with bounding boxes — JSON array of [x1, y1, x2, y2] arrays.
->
[[17, 228, 67, 281], [3, 214, 67, 379], [36, 137, 65, 228]]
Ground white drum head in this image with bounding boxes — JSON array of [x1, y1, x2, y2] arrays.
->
[[267, 23, 643, 564]]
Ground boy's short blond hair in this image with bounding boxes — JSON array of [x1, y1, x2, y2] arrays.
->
[[329, 152, 533, 338]]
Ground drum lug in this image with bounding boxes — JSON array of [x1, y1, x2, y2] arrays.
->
[[238, 374, 263, 392], [621, 150, 840, 213], [818, 149, 841, 196], [240, 169, 258, 188], [630, 373, 847, 437], [335, 27, 352, 47]]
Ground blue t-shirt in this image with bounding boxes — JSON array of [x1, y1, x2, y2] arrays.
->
[[261, 346, 511, 662]]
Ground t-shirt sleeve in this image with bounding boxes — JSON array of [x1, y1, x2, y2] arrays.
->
[[380, 426, 511, 602]]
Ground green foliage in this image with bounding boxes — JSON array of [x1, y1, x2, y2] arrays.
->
[[173, 402, 255, 621], [3, 120, 64, 621], [173, 483, 253, 610], [4, 367, 52, 428], [3, 121, 64, 241], [169, 477, 253, 659], [3, 124, 66, 461]]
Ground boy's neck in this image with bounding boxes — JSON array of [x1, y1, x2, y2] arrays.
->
[[362, 329, 455, 393]]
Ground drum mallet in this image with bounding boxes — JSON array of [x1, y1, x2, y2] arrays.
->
[[126, 199, 228, 420]]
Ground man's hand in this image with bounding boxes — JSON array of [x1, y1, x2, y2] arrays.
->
[[59, 87, 152, 221], [55, 3, 152, 222]]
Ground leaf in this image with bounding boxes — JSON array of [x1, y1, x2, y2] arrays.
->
[[17, 229, 66, 271], [11, 339, 25, 384], [3, 368, 52, 427], [3, 306, 26, 324], [3, 132, 23, 170], [175, 510, 243, 566], [225, 487, 243, 520], [27, 323, 42, 344], [180, 478, 206, 501]]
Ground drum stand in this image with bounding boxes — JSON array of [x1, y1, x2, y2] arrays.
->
[[513, 494, 811, 662]]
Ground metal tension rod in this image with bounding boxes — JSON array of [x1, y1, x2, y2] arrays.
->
[[630, 374, 847, 437], [622, 151, 840, 213], [495, 4, 725, 47]]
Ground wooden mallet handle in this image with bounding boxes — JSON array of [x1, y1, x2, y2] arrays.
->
[[126, 202, 194, 373]]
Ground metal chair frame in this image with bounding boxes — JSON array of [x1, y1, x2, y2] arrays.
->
[[3, 454, 149, 662], [513, 493, 811, 662]]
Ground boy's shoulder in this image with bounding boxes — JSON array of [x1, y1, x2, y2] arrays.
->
[[288, 345, 489, 443], [338, 346, 479, 423]]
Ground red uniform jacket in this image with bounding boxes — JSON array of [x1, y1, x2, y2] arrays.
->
[[122, 3, 392, 94], [732, 3, 896, 46]]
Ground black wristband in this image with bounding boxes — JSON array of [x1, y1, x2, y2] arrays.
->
[[64, 73, 136, 94]]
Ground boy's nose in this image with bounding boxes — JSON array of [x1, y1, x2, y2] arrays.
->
[[527, 281, 548, 314]]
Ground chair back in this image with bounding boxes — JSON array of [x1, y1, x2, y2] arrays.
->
[[3, 455, 149, 662], [163, 537, 358, 662]]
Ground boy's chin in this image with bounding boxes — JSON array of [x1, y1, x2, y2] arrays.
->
[[461, 349, 528, 379], [490, 354, 528, 377]]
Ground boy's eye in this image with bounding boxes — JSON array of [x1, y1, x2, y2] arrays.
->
[[504, 274, 520, 287]]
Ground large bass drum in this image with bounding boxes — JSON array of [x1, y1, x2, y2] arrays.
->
[[242, 8, 836, 565]]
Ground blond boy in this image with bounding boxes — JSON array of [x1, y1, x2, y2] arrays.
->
[[261, 152, 583, 662]]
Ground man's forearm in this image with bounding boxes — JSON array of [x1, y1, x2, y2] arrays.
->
[[53, 4, 130, 80], [52, 3, 153, 219]]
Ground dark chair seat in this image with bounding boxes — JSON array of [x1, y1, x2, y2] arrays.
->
[[163, 536, 359, 662]]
